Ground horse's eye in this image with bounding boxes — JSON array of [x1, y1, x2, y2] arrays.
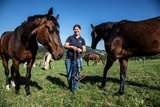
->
[[49, 30, 54, 34], [46, 25, 54, 34]]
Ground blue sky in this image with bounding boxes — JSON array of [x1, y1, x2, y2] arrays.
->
[[0, 0, 160, 50]]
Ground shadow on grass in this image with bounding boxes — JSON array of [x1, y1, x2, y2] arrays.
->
[[9, 76, 42, 90], [59, 73, 67, 77], [79, 75, 160, 91], [46, 76, 67, 88]]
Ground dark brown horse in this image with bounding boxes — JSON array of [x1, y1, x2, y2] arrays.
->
[[91, 17, 160, 95], [0, 8, 63, 96], [84, 53, 105, 66]]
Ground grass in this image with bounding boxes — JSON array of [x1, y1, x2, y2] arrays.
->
[[0, 59, 159, 107]]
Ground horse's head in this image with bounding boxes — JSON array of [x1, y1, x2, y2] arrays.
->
[[91, 22, 115, 49], [34, 8, 63, 60], [91, 24, 102, 49]]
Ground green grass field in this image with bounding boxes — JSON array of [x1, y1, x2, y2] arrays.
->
[[0, 59, 159, 107]]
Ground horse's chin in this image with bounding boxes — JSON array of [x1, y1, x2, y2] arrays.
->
[[51, 52, 63, 60]]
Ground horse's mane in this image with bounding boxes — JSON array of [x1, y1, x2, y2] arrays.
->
[[28, 15, 59, 27], [15, 12, 60, 32], [95, 16, 160, 31], [95, 22, 118, 31], [14, 15, 46, 31], [27, 15, 46, 22], [13, 14, 60, 43], [29, 14, 59, 28]]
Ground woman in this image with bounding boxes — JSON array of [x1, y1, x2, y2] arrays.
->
[[64, 24, 86, 92]]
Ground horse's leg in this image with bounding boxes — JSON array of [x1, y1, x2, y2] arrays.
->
[[93, 60, 96, 66], [118, 59, 128, 95], [87, 60, 89, 66], [25, 59, 35, 96], [95, 60, 98, 65], [49, 61, 52, 69], [101, 55, 115, 89], [11, 65, 15, 87], [2, 56, 10, 90], [93, 60, 95, 65], [12, 60, 20, 94]]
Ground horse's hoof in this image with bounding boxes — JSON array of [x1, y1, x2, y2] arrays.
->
[[6, 85, 10, 90], [11, 81, 16, 87], [115, 91, 124, 96], [15, 91, 20, 94], [26, 92, 31, 96], [99, 85, 107, 91], [119, 91, 124, 95]]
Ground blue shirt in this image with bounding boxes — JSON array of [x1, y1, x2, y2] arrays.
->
[[65, 35, 86, 59]]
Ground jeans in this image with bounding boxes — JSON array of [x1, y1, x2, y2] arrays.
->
[[65, 58, 82, 90]]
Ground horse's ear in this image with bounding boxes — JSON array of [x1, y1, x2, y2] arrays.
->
[[91, 24, 94, 29], [48, 7, 53, 18], [55, 14, 59, 20]]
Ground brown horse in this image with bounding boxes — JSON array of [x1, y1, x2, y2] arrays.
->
[[0, 7, 63, 96], [91, 17, 160, 95], [84, 53, 105, 66]]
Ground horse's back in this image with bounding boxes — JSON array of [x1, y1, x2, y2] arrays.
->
[[88, 53, 99, 60], [110, 17, 160, 54], [118, 17, 160, 36]]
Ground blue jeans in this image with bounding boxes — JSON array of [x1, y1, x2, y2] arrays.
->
[[65, 58, 82, 90]]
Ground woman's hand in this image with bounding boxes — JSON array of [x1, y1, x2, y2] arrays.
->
[[77, 48, 82, 53], [71, 46, 77, 51], [70, 46, 82, 53]]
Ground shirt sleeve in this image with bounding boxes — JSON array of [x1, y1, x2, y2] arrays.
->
[[82, 38, 86, 46], [65, 36, 71, 43]]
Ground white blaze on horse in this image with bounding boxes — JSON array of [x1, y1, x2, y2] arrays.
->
[[43, 52, 54, 70]]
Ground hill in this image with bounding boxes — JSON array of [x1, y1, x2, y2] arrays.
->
[[36, 46, 106, 59]]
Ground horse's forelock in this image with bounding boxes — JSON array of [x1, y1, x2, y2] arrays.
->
[[50, 16, 59, 28]]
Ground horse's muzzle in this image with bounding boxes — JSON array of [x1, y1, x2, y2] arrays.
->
[[52, 51, 63, 60]]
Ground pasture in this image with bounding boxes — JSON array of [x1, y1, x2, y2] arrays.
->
[[0, 59, 159, 107]]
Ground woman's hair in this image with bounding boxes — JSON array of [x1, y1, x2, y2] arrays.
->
[[73, 24, 81, 30]]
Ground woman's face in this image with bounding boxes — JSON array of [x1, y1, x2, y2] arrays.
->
[[74, 26, 81, 36]]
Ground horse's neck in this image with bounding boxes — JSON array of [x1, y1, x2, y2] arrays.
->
[[101, 33, 108, 43], [18, 22, 39, 43], [14, 25, 38, 50], [101, 22, 119, 40]]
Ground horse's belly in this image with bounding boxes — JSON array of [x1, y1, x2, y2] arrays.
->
[[14, 51, 33, 62], [127, 47, 160, 56]]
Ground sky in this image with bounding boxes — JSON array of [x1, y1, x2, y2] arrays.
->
[[0, 0, 160, 50]]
